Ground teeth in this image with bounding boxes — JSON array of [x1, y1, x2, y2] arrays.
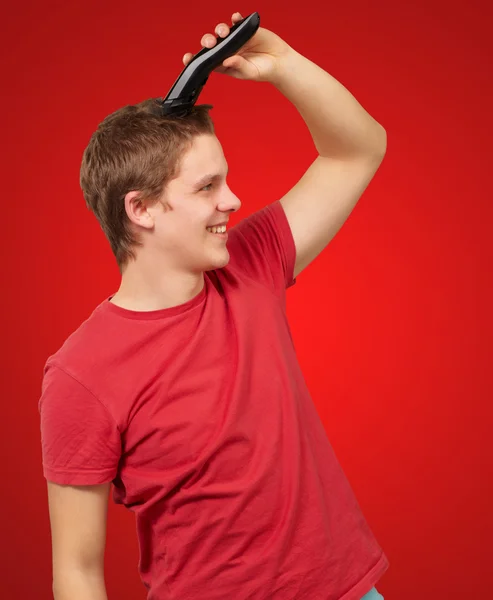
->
[[207, 225, 226, 233]]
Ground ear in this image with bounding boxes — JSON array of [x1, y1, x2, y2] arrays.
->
[[124, 191, 155, 230]]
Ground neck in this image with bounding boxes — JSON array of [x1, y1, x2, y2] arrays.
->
[[110, 255, 205, 312]]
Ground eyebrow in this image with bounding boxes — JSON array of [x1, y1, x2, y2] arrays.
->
[[193, 168, 229, 189]]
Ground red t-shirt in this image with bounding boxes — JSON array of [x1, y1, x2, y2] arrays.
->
[[39, 200, 389, 600]]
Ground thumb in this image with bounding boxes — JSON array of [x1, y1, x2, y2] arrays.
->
[[222, 55, 242, 69], [221, 55, 254, 80]]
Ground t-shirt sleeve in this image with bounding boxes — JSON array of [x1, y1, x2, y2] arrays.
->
[[38, 363, 121, 486], [227, 200, 297, 295]]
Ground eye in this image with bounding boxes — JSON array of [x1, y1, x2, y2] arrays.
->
[[201, 183, 213, 192]]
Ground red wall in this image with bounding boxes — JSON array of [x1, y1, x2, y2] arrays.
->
[[1, 0, 492, 598]]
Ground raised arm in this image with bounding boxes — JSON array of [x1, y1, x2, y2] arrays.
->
[[47, 481, 111, 600], [190, 13, 387, 280], [273, 48, 387, 279]]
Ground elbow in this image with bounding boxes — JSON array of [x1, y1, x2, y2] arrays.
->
[[368, 125, 387, 166], [52, 566, 107, 600], [379, 125, 387, 156], [355, 124, 387, 164], [371, 124, 387, 160]]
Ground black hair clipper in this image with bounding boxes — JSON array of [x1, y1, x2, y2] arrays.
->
[[157, 12, 260, 117]]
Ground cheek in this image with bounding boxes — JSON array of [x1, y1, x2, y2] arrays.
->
[[159, 201, 213, 246]]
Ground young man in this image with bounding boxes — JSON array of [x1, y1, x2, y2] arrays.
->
[[39, 11, 388, 600]]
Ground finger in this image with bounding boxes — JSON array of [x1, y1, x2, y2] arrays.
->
[[201, 33, 217, 48], [183, 52, 194, 65], [215, 22, 230, 37], [232, 12, 243, 24]]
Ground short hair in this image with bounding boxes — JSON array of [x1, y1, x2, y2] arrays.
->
[[80, 99, 215, 272]]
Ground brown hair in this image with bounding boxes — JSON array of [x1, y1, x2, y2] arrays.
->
[[80, 98, 215, 272]]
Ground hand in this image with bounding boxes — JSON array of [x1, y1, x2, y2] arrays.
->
[[182, 12, 292, 83]]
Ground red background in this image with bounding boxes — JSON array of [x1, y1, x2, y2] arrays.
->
[[1, 0, 492, 598]]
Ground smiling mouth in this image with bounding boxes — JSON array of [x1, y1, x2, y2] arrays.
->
[[206, 225, 227, 234]]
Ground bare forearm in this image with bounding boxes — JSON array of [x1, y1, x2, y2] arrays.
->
[[271, 48, 386, 159], [53, 569, 108, 600]]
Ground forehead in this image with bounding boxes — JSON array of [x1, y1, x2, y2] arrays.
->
[[178, 134, 228, 182]]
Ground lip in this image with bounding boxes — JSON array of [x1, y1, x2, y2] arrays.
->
[[207, 221, 229, 227], [207, 230, 228, 240], [206, 224, 228, 240]]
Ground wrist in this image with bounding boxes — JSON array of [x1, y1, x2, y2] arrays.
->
[[269, 46, 303, 88]]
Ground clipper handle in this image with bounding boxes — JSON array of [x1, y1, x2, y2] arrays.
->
[[158, 12, 260, 117]]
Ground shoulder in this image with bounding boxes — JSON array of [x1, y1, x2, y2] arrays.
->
[[43, 298, 115, 384], [223, 200, 297, 293]]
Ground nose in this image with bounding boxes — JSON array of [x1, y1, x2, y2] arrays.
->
[[217, 187, 241, 214]]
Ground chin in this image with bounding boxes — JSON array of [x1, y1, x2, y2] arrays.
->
[[207, 249, 230, 271]]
